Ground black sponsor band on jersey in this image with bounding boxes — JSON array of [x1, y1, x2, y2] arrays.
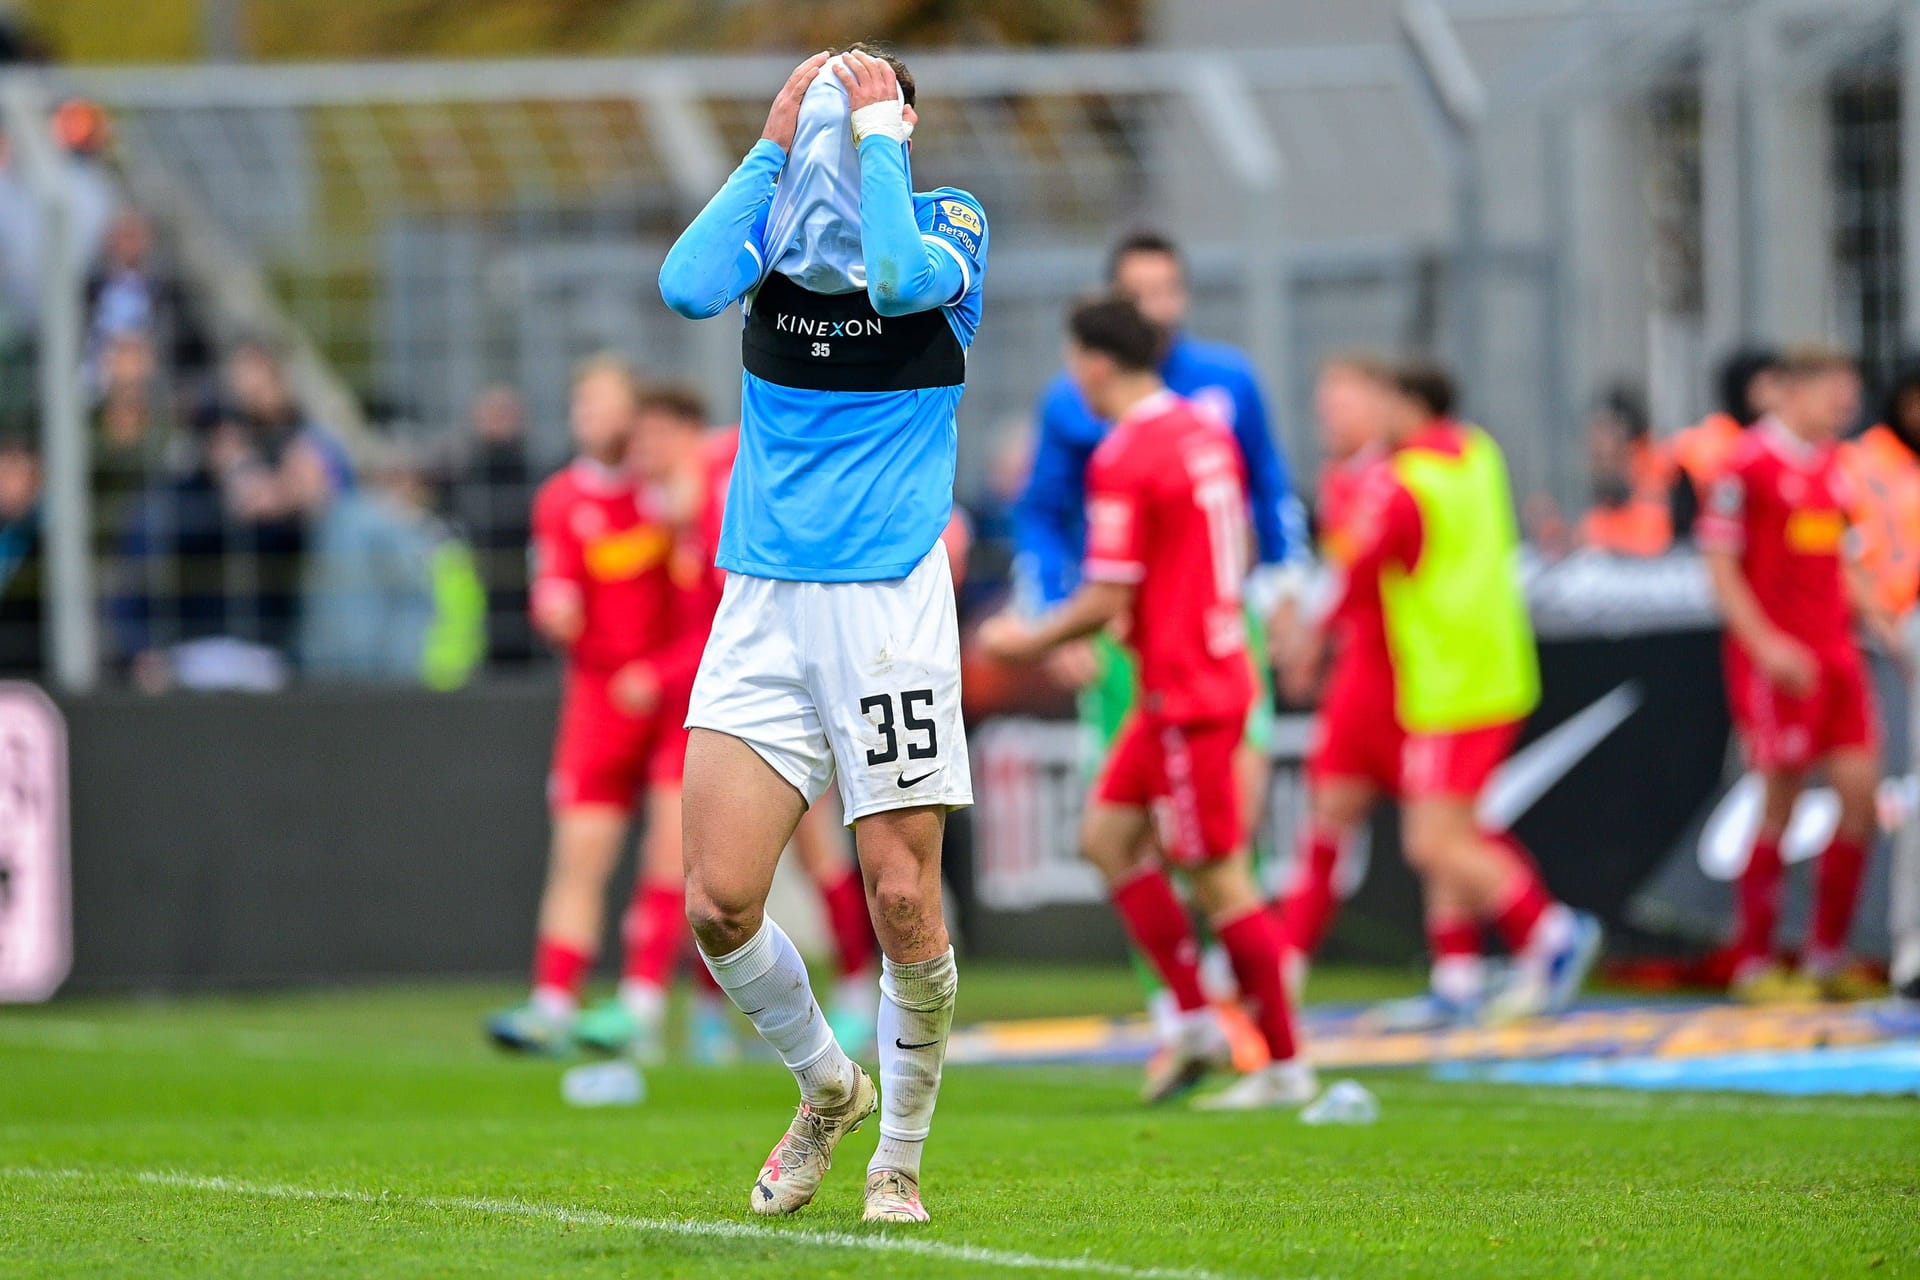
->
[[744, 271, 964, 393]]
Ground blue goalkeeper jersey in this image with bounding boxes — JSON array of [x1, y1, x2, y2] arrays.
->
[[659, 136, 988, 582], [1012, 332, 1303, 609]]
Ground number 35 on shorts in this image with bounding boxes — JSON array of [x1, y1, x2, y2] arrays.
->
[[861, 689, 941, 783]]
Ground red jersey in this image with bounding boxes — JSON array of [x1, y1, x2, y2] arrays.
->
[[1696, 418, 1856, 659], [530, 459, 682, 674], [1331, 422, 1484, 607], [1084, 389, 1253, 723], [1316, 445, 1394, 680]]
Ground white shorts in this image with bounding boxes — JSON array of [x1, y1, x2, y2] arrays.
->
[[687, 543, 972, 823]]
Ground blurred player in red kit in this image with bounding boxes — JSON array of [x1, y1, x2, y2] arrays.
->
[[1698, 344, 1896, 1003], [1274, 355, 1531, 1027], [486, 357, 714, 1057], [1307, 363, 1601, 1025], [1272, 355, 1401, 984], [983, 296, 1313, 1109]]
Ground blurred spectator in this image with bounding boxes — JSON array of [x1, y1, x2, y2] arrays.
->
[[301, 443, 485, 689], [0, 436, 42, 675], [222, 337, 354, 511], [1521, 491, 1575, 561], [106, 339, 358, 691], [91, 331, 176, 535], [444, 385, 536, 667], [85, 209, 211, 390], [959, 416, 1032, 617], [1671, 347, 1781, 539], [108, 412, 304, 694], [1577, 386, 1674, 557], [1839, 359, 1920, 624]]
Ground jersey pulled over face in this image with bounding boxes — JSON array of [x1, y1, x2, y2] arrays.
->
[[531, 460, 680, 673], [1083, 389, 1254, 724], [728, 182, 988, 583], [1696, 417, 1856, 658]]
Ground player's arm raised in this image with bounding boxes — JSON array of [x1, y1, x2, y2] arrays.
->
[[837, 52, 973, 316], [659, 52, 829, 320]]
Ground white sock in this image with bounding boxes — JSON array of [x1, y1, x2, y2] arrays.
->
[[617, 980, 666, 1026], [531, 986, 577, 1020], [1147, 988, 1181, 1047], [699, 918, 856, 1108], [1431, 955, 1485, 1005], [1520, 904, 1576, 967], [868, 948, 958, 1180], [1175, 1006, 1225, 1055], [1199, 943, 1238, 1002]]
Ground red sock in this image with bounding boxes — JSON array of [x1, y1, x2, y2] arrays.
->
[[621, 879, 687, 988], [819, 866, 877, 979], [1216, 908, 1299, 1063], [1427, 914, 1480, 962], [1110, 867, 1207, 1012], [532, 937, 593, 1005], [1734, 833, 1784, 965], [1274, 827, 1342, 956], [1490, 846, 1553, 953], [689, 946, 723, 994], [1811, 833, 1869, 957]]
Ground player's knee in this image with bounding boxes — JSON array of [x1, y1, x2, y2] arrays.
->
[[684, 881, 761, 953], [1076, 835, 1132, 885], [868, 873, 924, 933], [867, 868, 939, 955], [1401, 827, 1445, 876], [1836, 780, 1879, 837]]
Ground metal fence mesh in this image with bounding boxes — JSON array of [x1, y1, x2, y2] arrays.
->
[[0, 9, 1910, 690]]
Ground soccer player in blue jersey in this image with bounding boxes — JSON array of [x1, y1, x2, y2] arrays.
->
[[658, 47, 985, 1226], [1017, 232, 1302, 620], [1014, 232, 1306, 1080]]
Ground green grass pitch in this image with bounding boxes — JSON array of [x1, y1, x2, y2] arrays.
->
[[1, 965, 1915, 1278]]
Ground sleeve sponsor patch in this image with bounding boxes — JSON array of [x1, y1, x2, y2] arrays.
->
[[931, 198, 983, 257], [1085, 494, 1138, 563], [1708, 475, 1745, 518]]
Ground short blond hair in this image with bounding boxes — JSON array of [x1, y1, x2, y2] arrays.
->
[[1776, 342, 1856, 381], [572, 352, 641, 402]]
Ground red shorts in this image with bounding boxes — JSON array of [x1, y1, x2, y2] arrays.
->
[[1727, 646, 1877, 772], [1400, 719, 1522, 800], [1096, 714, 1246, 866], [549, 667, 691, 813], [1307, 657, 1403, 794]]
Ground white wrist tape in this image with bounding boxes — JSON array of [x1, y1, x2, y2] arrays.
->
[[851, 99, 913, 145]]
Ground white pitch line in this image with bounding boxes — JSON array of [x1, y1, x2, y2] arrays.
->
[[0, 1167, 1251, 1280]]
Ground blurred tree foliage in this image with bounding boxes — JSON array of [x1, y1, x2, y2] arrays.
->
[[24, 0, 1145, 62]]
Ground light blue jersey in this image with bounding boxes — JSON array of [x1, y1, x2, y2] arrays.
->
[[660, 136, 988, 582]]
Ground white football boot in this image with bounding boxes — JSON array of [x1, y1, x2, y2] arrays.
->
[[1140, 1009, 1234, 1105], [1191, 1059, 1320, 1112], [862, 1168, 930, 1224], [749, 1064, 879, 1216]]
